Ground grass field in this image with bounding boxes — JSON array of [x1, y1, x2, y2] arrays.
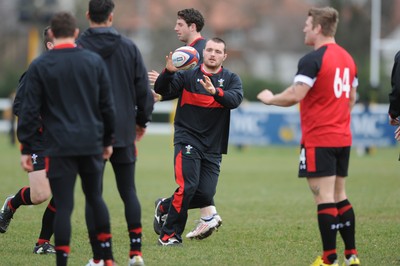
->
[[0, 133, 399, 266]]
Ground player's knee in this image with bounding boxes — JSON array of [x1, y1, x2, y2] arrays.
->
[[31, 191, 51, 204]]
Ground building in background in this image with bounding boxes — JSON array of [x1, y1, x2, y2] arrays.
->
[[1, 0, 400, 103]]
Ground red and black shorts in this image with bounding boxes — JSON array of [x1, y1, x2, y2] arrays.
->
[[298, 145, 351, 178]]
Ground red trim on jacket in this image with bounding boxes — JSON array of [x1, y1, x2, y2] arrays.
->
[[180, 89, 223, 108], [188, 37, 205, 47], [53, 43, 76, 49], [215, 88, 224, 96], [200, 64, 223, 76]]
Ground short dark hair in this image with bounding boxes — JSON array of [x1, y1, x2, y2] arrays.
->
[[208, 37, 226, 52], [88, 0, 115, 23], [177, 8, 205, 32], [50, 12, 77, 38]]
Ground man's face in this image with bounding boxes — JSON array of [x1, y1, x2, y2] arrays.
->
[[174, 18, 191, 43], [303, 16, 317, 46], [202, 40, 226, 69]]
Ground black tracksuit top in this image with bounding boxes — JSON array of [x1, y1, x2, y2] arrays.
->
[[17, 47, 116, 156], [13, 72, 45, 154], [155, 65, 243, 154], [77, 27, 154, 147]]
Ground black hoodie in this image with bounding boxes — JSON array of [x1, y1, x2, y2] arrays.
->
[[77, 27, 154, 147]]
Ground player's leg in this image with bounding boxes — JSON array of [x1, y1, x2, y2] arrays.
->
[[0, 153, 51, 233], [80, 155, 114, 264], [0, 174, 46, 233], [153, 197, 169, 235], [47, 156, 78, 266], [158, 144, 201, 245], [107, 145, 144, 265], [0, 152, 55, 252], [112, 160, 144, 265], [186, 153, 222, 240], [29, 169, 51, 203], [33, 197, 56, 254], [29, 154, 56, 253], [85, 161, 106, 266], [308, 176, 339, 266], [300, 146, 339, 266], [334, 147, 360, 266]]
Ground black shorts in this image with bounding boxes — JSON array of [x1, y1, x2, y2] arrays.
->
[[298, 145, 351, 178], [46, 154, 104, 179], [109, 144, 136, 164], [31, 151, 45, 171]]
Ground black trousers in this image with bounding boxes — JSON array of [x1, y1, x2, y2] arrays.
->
[[160, 144, 221, 241], [85, 145, 141, 253], [47, 154, 111, 247]]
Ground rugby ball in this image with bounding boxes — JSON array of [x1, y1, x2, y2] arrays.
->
[[172, 46, 199, 70]]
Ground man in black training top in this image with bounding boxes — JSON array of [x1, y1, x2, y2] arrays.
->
[[17, 11, 116, 266], [76, 0, 153, 265]]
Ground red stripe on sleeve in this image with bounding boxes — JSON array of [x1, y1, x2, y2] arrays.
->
[[216, 88, 224, 97]]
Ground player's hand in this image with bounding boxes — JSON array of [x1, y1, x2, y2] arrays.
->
[[151, 89, 162, 102], [165, 52, 179, 73], [20, 154, 33, 172], [148, 70, 159, 86], [199, 75, 216, 95], [389, 115, 399, 126], [136, 125, 146, 142], [103, 146, 113, 160], [257, 89, 274, 105], [395, 126, 400, 141]]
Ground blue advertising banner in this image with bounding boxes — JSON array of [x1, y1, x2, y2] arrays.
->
[[229, 103, 397, 147]]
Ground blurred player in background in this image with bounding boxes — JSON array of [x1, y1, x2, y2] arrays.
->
[[257, 7, 360, 266], [151, 8, 224, 241], [149, 8, 206, 87], [17, 11, 116, 266], [388, 42, 400, 142], [0, 26, 56, 255], [77, 0, 154, 265], [154, 37, 243, 245]]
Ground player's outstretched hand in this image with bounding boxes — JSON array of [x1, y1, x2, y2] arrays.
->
[[257, 89, 274, 105], [165, 52, 179, 73], [199, 75, 216, 95], [395, 126, 400, 141], [148, 70, 159, 86]]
